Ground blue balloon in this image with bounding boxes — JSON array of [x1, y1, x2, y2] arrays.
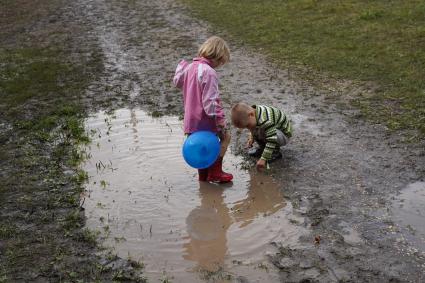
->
[[182, 131, 220, 169]]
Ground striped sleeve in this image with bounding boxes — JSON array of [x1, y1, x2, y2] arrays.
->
[[260, 120, 279, 161], [256, 105, 279, 161]]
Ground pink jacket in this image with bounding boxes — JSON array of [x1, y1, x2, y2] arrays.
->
[[173, 57, 226, 134]]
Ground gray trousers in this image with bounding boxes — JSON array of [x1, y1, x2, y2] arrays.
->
[[253, 128, 288, 150]]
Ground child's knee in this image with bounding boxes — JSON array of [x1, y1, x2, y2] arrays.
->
[[276, 130, 288, 146]]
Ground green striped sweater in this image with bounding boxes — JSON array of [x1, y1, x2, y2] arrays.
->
[[254, 105, 292, 161]]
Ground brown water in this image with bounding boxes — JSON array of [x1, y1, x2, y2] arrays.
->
[[82, 108, 305, 282]]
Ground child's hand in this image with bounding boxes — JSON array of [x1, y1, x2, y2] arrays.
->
[[245, 132, 254, 148], [256, 159, 266, 171], [217, 123, 228, 134], [246, 136, 254, 148]]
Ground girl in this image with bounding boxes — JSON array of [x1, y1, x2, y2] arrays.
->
[[173, 36, 233, 183]]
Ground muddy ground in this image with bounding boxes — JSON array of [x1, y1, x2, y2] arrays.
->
[[1, 0, 425, 282]]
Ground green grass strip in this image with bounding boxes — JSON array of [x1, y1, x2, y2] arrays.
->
[[182, 0, 425, 138]]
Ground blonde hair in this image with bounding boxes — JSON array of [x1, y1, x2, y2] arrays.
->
[[231, 103, 252, 128], [198, 36, 230, 66]]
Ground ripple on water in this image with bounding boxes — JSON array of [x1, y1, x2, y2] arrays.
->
[[82, 108, 304, 282]]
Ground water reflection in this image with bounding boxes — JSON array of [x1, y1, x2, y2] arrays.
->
[[83, 108, 300, 282], [183, 170, 285, 273], [184, 182, 231, 272], [232, 171, 285, 228]]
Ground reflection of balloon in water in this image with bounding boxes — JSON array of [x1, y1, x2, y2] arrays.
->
[[182, 131, 220, 169], [186, 207, 221, 241]]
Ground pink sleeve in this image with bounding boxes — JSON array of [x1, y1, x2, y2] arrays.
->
[[201, 71, 226, 127], [173, 60, 189, 89]]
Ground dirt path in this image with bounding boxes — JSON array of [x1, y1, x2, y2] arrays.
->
[[71, 0, 425, 281], [2, 0, 424, 281]]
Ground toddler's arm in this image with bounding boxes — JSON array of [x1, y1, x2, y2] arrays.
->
[[173, 60, 189, 89], [260, 121, 279, 161]]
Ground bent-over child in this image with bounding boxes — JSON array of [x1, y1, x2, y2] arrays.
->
[[231, 103, 292, 170]]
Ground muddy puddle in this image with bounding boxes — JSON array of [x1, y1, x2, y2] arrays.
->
[[392, 182, 425, 253], [82, 108, 305, 282]]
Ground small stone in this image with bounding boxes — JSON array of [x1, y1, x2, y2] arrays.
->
[[276, 258, 296, 269], [299, 259, 313, 269]]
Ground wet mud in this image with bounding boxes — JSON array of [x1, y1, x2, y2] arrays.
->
[[74, 0, 425, 281], [391, 182, 425, 253], [1, 0, 424, 281]]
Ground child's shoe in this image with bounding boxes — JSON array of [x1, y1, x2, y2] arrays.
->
[[248, 147, 282, 162], [247, 146, 264, 157], [198, 169, 208, 181], [207, 157, 233, 183], [269, 150, 283, 163]]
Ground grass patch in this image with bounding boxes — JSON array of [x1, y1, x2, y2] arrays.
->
[[62, 209, 84, 230], [76, 228, 101, 247], [0, 37, 99, 283], [0, 223, 18, 240], [182, 0, 425, 138], [0, 47, 90, 137], [0, 48, 78, 106], [0, 2, 147, 281], [150, 110, 164, 117]]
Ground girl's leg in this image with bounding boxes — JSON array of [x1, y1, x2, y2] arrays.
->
[[185, 133, 209, 182], [219, 129, 231, 157], [198, 168, 208, 181], [207, 129, 233, 183]]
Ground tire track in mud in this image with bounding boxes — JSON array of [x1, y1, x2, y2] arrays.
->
[[75, 0, 425, 281]]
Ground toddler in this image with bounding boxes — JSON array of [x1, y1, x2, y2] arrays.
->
[[173, 36, 233, 182], [231, 103, 292, 170]]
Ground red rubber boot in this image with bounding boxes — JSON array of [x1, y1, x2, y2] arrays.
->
[[198, 169, 208, 182], [207, 157, 233, 183]]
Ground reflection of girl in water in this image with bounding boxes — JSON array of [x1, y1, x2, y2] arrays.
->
[[183, 182, 231, 272], [182, 170, 285, 274]]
